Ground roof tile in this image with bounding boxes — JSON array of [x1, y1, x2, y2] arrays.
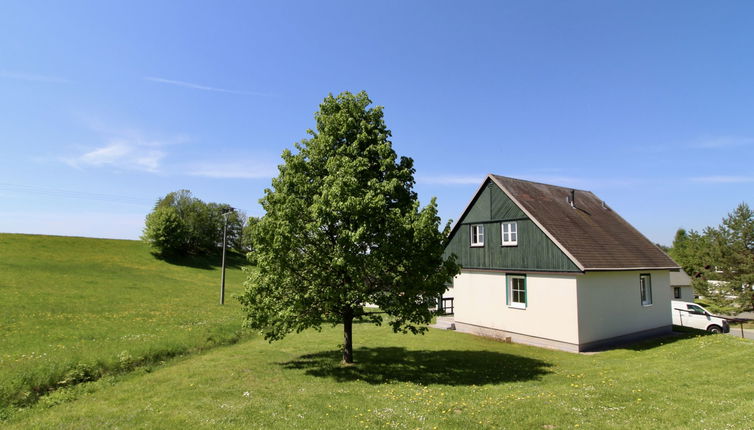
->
[[491, 175, 679, 270]]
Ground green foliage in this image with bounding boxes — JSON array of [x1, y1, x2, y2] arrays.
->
[[241, 216, 260, 264], [670, 203, 754, 311], [238, 91, 459, 362], [716, 203, 754, 309], [142, 190, 246, 255], [0, 233, 250, 411], [6, 324, 754, 428], [142, 206, 187, 255]]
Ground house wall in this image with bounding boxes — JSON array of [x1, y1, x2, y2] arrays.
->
[[452, 270, 580, 349], [576, 270, 672, 347], [671, 285, 694, 302]]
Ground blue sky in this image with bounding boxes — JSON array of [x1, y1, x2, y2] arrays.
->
[[1, 1, 752, 245]]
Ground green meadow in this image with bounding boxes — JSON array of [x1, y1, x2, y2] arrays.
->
[[5, 323, 754, 429], [0, 233, 249, 411], [2, 233, 754, 428]]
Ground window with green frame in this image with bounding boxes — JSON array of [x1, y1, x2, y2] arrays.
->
[[506, 274, 527, 309]]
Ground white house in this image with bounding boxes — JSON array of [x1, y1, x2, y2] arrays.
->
[[670, 270, 694, 302], [442, 174, 681, 352]]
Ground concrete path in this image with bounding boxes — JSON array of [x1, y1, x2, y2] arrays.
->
[[431, 316, 456, 330]]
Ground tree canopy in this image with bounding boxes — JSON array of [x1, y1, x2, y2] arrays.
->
[[238, 91, 459, 363], [670, 202, 754, 312], [142, 190, 246, 256]]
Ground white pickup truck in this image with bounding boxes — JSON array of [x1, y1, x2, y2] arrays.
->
[[671, 300, 730, 333]]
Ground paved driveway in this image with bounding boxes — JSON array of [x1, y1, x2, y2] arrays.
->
[[726, 326, 754, 340], [727, 311, 754, 340]]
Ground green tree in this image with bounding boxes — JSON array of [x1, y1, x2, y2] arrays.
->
[[206, 203, 246, 253], [152, 190, 207, 253], [141, 206, 187, 255], [237, 91, 459, 363], [670, 203, 754, 313], [142, 190, 245, 256], [241, 216, 260, 263], [716, 203, 754, 309]]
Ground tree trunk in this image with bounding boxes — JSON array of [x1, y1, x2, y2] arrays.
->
[[342, 308, 354, 364]]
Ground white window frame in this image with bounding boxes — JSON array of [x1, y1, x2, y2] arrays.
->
[[507, 274, 527, 309], [640, 273, 652, 306], [470, 224, 485, 247], [501, 222, 518, 246]]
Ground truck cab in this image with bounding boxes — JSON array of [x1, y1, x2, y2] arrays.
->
[[671, 300, 730, 333]]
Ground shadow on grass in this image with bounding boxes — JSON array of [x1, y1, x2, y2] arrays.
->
[[595, 327, 711, 353], [280, 347, 552, 386], [152, 251, 249, 270]]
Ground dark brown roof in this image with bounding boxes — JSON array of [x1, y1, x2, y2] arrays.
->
[[490, 175, 679, 271]]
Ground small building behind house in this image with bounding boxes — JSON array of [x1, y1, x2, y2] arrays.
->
[[670, 270, 695, 302]]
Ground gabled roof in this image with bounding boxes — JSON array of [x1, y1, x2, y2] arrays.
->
[[450, 174, 680, 271]]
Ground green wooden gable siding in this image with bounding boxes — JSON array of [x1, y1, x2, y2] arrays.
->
[[489, 183, 526, 220], [462, 183, 492, 223], [444, 180, 580, 272]]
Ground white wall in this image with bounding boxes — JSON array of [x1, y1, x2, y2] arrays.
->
[[672, 285, 694, 302], [577, 270, 672, 345], [452, 270, 580, 344], [681, 286, 694, 302]]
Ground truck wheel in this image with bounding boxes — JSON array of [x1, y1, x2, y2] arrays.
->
[[707, 325, 722, 334]]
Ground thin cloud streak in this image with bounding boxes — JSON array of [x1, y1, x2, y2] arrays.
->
[[419, 173, 648, 190], [689, 176, 754, 184], [63, 124, 186, 173], [417, 175, 482, 185], [691, 136, 754, 149], [65, 139, 166, 173], [0, 70, 70, 83], [144, 76, 267, 96], [188, 161, 278, 179]]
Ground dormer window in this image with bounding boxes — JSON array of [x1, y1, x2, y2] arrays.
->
[[501, 222, 517, 246], [470, 224, 484, 247]]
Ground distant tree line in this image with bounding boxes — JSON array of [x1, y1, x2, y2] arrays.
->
[[141, 190, 258, 258], [669, 202, 754, 313]]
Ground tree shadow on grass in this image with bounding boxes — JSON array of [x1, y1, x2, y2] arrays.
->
[[280, 347, 552, 386], [591, 327, 708, 353], [152, 251, 249, 270]]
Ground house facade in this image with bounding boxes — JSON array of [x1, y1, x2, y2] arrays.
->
[[442, 175, 681, 352], [670, 270, 695, 302]]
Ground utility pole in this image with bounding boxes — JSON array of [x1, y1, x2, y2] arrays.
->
[[220, 206, 235, 305]]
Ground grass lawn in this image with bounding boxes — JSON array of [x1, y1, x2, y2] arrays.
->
[[0, 233, 250, 411], [5, 322, 754, 429]]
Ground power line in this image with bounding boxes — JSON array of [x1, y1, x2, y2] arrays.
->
[[0, 183, 153, 206], [0, 182, 252, 215]]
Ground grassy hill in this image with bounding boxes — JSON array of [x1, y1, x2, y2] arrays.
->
[[5, 323, 754, 429], [0, 233, 251, 412], [3, 233, 754, 428]]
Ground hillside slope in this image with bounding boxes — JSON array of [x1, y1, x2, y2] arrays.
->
[[5, 323, 754, 429], [0, 233, 251, 411]]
